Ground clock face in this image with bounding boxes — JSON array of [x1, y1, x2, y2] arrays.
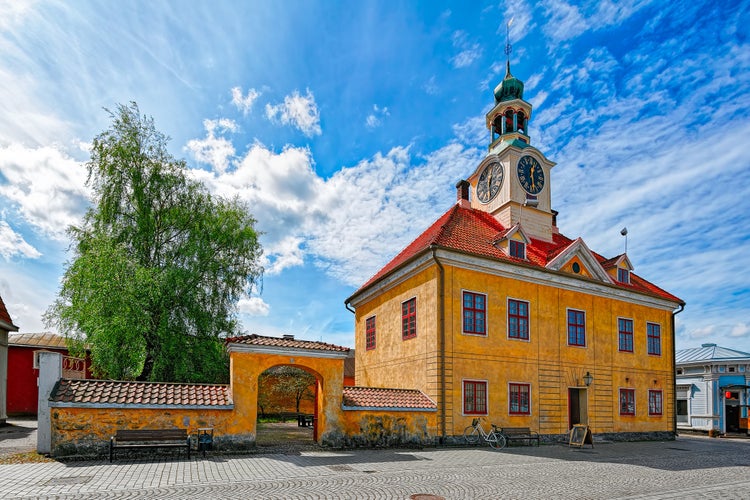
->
[[517, 155, 545, 195], [476, 161, 504, 204]]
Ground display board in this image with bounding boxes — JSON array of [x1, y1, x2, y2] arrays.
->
[[569, 424, 593, 448]]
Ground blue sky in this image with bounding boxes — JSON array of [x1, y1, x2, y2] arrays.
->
[[1, 0, 749, 352]]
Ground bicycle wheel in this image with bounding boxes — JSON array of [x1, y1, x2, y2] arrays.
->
[[463, 425, 480, 445], [488, 432, 507, 449]]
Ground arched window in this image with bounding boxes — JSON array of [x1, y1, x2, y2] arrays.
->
[[517, 111, 526, 134], [504, 109, 514, 132]]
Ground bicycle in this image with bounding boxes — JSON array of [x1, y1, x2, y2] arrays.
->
[[463, 417, 506, 449]]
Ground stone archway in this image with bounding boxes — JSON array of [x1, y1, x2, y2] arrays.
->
[[226, 335, 349, 446]]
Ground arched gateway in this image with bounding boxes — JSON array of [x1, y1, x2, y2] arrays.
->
[[41, 334, 437, 456], [227, 334, 350, 443]]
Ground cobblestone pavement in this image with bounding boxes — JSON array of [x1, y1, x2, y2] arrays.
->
[[1, 435, 750, 499]]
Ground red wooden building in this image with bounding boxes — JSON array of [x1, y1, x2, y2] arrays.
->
[[7, 333, 91, 416]]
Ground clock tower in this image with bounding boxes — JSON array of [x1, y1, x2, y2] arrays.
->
[[467, 39, 556, 243]]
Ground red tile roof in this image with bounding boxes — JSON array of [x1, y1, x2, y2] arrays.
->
[[350, 204, 681, 304], [9, 332, 68, 349], [342, 386, 437, 410], [226, 334, 350, 353], [0, 294, 18, 331], [50, 379, 232, 407]]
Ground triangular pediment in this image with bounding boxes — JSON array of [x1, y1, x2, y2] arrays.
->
[[546, 238, 613, 283], [493, 223, 530, 245]]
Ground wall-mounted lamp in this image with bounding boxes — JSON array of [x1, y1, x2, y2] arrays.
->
[[583, 371, 593, 387]]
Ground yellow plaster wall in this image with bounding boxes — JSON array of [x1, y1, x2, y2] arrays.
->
[[354, 261, 676, 441], [354, 267, 437, 397], [229, 349, 346, 442], [50, 406, 239, 456], [339, 409, 437, 446], [444, 265, 675, 437]]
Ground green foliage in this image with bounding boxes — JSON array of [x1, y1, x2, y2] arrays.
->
[[45, 102, 263, 383], [260, 366, 317, 413]]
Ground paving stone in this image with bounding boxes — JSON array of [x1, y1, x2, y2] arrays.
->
[[1, 435, 749, 499]]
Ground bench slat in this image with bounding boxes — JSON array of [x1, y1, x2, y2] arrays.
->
[[110, 428, 191, 462]]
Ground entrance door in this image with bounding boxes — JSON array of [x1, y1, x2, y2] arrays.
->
[[726, 392, 741, 433], [568, 388, 588, 429]]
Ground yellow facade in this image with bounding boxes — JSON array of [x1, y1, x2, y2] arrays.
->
[[353, 260, 678, 441]]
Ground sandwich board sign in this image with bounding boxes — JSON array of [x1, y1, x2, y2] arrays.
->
[[569, 424, 593, 448]]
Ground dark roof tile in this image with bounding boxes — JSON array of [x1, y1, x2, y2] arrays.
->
[[50, 379, 232, 407], [342, 386, 436, 409]]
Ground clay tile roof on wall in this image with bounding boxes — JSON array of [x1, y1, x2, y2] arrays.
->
[[226, 334, 350, 353], [49, 379, 232, 407], [349, 204, 682, 305], [0, 294, 18, 332], [342, 386, 437, 410], [9, 332, 69, 349]]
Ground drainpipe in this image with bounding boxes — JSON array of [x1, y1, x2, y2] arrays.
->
[[672, 303, 685, 437], [430, 245, 446, 442], [344, 299, 355, 314]]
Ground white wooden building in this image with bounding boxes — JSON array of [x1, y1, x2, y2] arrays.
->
[[675, 343, 750, 435]]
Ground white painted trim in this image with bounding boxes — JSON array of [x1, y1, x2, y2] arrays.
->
[[461, 378, 489, 416], [647, 389, 664, 417], [547, 238, 613, 284], [506, 297, 531, 342], [348, 252, 434, 308], [507, 381, 532, 416], [618, 387, 637, 416], [617, 317, 635, 353], [566, 308, 587, 348], [348, 247, 680, 311], [461, 289, 488, 337], [401, 296, 418, 340], [646, 322, 663, 357], [226, 344, 350, 359]]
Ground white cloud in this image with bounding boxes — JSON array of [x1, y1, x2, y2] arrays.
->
[[185, 118, 238, 173], [0, 144, 90, 240], [231, 87, 261, 115], [365, 105, 390, 129], [450, 31, 482, 68], [0, 220, 41, 260], [730, 323, 750, 339], [186, 128, 483, 286], [237, 296, 270, 316], [265, 89, 322, 137]]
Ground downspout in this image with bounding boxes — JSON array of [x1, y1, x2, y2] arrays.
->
[[672, 303, 685, 437], [430, 245, 446, 442], [345, 299, 355, 314]]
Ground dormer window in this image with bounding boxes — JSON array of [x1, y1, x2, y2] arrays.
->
[[618, 268, 630, 284], [510, 240, 526, 259]]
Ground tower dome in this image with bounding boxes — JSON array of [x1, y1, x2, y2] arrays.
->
[[494, 60, 524, 103]]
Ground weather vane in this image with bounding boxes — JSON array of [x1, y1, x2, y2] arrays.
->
[[505, 17, 514, 60]]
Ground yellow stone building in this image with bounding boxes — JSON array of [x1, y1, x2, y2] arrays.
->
[[345, 60, 684, 442]]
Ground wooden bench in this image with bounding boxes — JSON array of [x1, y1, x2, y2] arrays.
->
[[109, 429, 191, 462], [279, 412, 299, 422], [500, 427, 540, 446]]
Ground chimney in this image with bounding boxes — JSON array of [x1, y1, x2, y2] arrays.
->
[[455, 180, 470, 208], [551, 209, 559, 234]]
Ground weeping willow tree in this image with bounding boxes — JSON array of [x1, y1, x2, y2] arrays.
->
[[46, 102, 263, 383]]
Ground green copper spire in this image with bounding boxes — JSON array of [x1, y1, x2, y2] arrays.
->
[[494, 18, 524, 103]]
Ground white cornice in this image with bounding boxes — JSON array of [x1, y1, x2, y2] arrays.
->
[[226, 343, 350, 359], [349, 247, 680, 311], [546, 237, 613, 284], [347, 251, 435, 308]]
